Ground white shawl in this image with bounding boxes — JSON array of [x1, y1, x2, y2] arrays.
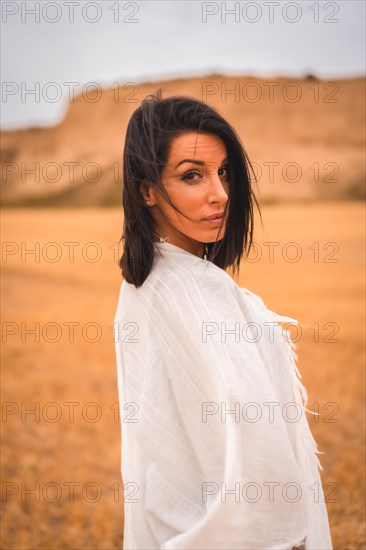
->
[[114, 241, 333, 550]]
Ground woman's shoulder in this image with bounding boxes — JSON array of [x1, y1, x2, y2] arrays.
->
[[148, 252, 237, 302], [117, 244, 278, 327]]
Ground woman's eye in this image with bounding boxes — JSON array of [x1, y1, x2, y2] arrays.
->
[[181, 171, 201, 182], [218, 165, 229, 178], [181, 165, 229, 183]]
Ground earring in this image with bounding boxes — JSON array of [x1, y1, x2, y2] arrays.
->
[[146, 201, 151, 206]]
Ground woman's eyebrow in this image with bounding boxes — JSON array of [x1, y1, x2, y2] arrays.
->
[[175, 159, 204, 169], [175, 157, 228, 169]]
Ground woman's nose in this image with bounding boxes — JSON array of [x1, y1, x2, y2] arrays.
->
[[206, 168, 228, 203]]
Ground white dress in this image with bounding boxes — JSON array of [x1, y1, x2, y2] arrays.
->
[[113, 240, 333, 550]]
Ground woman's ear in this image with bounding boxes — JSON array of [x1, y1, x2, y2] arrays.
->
[[139, 181, 155, 206]]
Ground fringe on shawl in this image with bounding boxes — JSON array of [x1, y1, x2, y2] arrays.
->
[[266, 307, 325, 472]]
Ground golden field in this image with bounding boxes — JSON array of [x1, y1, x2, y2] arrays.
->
[[1, 202, 365, 549]]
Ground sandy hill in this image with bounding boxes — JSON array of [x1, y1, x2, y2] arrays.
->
[[1, 74, 365, 206]]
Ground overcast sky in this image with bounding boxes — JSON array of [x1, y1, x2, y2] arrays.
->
[[1, 0, 365, 129]]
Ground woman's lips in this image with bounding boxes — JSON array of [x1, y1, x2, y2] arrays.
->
[[202, 214, 225, 225]]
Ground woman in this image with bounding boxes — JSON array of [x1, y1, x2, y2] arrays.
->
[[113, 90, 333, 549]]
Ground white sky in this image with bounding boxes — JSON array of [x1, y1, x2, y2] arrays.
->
[[1, 0, 365, 129]]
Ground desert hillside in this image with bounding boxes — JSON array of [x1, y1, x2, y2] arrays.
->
[[1, 74, 365, 206]]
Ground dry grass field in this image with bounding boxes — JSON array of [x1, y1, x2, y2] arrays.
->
[[1, 202, 365, 549]]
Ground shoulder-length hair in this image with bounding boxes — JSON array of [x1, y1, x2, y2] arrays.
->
[[118, 89, 261, 288]]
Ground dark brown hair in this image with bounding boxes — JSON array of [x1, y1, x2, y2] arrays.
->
[[118, 89, 261, 287]]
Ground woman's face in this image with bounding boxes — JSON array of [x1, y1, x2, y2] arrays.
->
[[141, 132, 229, 257]]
